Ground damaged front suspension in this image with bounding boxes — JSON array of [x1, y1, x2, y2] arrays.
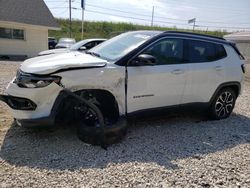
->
[[63, 90, 127, 149]]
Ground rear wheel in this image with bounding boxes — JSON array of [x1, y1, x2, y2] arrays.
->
[[209, 88, 236, 120]]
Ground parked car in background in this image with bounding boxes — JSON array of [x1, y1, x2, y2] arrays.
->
[[55, 38, 76, 49], [48, 37, 58, 49], [39, 38, 106, 56]]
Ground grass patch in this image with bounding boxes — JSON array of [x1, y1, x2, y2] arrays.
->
[[49, 18, 228, 41]]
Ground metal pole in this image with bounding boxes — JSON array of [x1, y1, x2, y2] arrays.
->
[[151, 6, 154, 27], [81, 8, 85, 40], [193, 19, 196, 31], [69, 0, 72, 38]]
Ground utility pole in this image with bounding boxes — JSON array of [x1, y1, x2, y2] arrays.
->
[[81, 0, 85, 40], [69, 0, 72, 38], [151, 6, 154, 27], [192, 19, 196, 31]]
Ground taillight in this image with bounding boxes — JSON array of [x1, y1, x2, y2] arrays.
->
[[241, 64, 245, 74]]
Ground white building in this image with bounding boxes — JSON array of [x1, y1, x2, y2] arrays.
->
[[224, 32, 250, 63], [0, 0, 60, 58]]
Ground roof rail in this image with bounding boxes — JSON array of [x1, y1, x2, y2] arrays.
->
[[164, 31, 225, 41]]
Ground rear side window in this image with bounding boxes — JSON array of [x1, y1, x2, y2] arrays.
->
[[188, 40, 227, 63]]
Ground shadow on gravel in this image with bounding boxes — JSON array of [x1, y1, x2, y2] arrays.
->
[[1, 112, 250, 170]]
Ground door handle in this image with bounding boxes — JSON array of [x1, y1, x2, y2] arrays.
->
[[215, 66, 223, 71], [171, 69, 184, 74]]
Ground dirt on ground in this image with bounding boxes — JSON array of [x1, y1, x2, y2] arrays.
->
[[0, 61, 250, 187]]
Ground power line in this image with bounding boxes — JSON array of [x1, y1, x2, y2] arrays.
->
[[48, 1, 250, 25], [45, 0, 67, 2], [47, 2, 250, 30], [50, 7, 69, 9], [84, 3, 188, 22], [196, 20, 250, 25], [79, 2, 250, 25], [49, 0, 250, 14], [157, 0, 250, 13], [57, 8, 69, 16], [78, 8, 250, 30]]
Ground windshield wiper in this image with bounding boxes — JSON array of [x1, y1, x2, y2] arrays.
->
[[85, 51, 101, 57]]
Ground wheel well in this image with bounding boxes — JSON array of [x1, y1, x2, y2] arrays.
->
[[209, 83, 240, 105], [220, 85, 240, 97], [75, 89, 120, 123], [56, 89, 120, 125]]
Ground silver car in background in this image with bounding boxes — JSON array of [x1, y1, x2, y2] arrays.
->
[[39, 38, 106, 56], [55, 38, 76, 49]]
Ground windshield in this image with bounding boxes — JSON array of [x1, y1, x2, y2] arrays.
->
[[88, 31, 159, 61], [70, 40, 88, 51]]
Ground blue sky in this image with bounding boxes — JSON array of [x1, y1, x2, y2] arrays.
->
[[44, 0, 250, 31]]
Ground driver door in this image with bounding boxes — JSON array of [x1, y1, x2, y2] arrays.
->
[[127, 38, 188, 113]]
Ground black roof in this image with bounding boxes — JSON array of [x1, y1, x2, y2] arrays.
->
[[0, 0, 59, 29], [162, 31, 230, 45], [165, 31, 225, 40], [125, 30, 229, 45]]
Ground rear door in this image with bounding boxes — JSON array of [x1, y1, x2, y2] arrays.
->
[[127, 37, 188, 113], [181, 39, 227, 104]]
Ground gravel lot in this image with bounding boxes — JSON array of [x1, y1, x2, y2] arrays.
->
[[0, 61, 250, 187]]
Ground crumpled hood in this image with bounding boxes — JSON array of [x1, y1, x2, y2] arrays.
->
[[20, 51, 107, 75], [38, 48, 70, 56]]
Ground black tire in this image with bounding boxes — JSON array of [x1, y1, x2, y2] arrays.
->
[[209, 88, 236, 120], [77, 119, 127, 147]]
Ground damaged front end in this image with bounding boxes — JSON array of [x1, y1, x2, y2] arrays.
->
[[53, 89, 127, 149], [0, 88, 127, 149], [0, 69, 127, 148]]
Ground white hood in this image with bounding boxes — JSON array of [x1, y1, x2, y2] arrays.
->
[[38, 48, 70, 56], [21, 52, 107, 75]]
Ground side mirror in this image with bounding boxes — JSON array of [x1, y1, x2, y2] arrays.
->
[[79, 46, 87, 51], [131, 54, 156, 66]]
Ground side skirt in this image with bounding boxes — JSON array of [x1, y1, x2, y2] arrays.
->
[[127, 102, 210, 119]]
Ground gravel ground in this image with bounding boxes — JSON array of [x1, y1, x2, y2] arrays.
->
[[0, 61, 250, 187]]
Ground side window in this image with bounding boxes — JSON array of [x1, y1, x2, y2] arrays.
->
[[214, 44, 227, 60], [96, 41, 103, 45], [143, 38, 184, 65], [84, 42, 95, 50], [188, 40, 227, 63]]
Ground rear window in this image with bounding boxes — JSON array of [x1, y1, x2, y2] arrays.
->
[[188, 40, 227, 63]]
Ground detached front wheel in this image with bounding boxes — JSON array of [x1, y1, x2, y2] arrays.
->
[[209, 88, 236, 120], [75, 101, 127, 147]]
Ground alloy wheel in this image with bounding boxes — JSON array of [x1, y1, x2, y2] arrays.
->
[[215, 91, 234, 118]]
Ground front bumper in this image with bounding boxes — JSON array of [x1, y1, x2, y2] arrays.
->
[[1, 90, 67, 127], [0, 95, 37, 111], [0, 80, 63, 127]]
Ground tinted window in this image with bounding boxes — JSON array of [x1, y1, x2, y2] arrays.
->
[[0, 27, 24, 40], [96, 41, 103, 45], [143, 38, 184, 65], [84, 42, 96, 49], [188, 40, 226, 63], [214, 44, 227, 60]]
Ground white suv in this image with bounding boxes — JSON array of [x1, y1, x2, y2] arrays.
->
[[0, 31, 246, 146]]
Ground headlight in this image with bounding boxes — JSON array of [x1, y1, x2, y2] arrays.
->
[[14, 70, 61, 88]]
